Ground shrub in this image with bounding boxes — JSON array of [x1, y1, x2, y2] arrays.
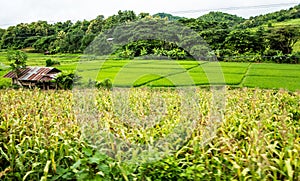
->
[[95, 78, 112, 90], [55, 72, 81, 90], [45, 59, 60, 67]]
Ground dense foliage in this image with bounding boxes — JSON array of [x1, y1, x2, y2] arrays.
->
[[55, 72, 80, 90], [237, 4, 300, 28], [153, 13, 183, 21], [0, 88, 299, 180], [6, 50, 27, 78], [0, 5, 299, 63], [45, 59, 60, 67]]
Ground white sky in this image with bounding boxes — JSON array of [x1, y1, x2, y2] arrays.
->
[[0, 0, 299, 28]]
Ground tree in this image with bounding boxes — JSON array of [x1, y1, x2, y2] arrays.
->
[[50, 30, 68, 53], [7, 50, 27, 78], [45, 59, 60, 67], [103, 10, 137, 30], [153, 13, 183, 21], [138, 12, 150, 19], [254, 26, 267, 54], [65, 28, 85, 53], [87, 15, 105, 34], [1, 26, 17, 49], [33, 35, 56, 52], [0, 28, 5, 40], [200, 28, 229, 50], [55, 72, 80, 90], [266, 26, 299, 54], [95, 78, 112, 90], [224, 29, 258, 54]]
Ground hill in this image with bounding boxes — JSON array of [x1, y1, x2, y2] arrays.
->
[[197, 11, 245, 27], [237, 4, 300, 28], [0, 5, 299, 63]]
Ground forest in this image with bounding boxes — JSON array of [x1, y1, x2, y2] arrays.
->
[[0, 4, 299, 63]]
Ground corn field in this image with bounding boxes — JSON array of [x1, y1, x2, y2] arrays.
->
[[0, 88, 299, 180]]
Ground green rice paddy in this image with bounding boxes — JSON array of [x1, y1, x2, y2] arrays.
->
[[0, 52, 299, 91]]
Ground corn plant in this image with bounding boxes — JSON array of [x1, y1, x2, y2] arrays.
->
[[0, 88, 299, 180]]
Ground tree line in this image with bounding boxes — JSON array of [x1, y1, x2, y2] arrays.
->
[[0, 4, 299, 63]]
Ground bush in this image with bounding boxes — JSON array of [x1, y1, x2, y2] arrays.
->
[[95, 78, 112, 90], [45, 59, 60, 67], [55, 72, 81, 90], [115, 47, 135, 59], [287, 52, 300, 64], [221, 49, 300, 64], [223, 52, 262, 62], [262, 50, 300, 64], [0, 79, 11, 89]]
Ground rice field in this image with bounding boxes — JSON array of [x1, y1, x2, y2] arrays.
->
[[1, 52, 299, 91]]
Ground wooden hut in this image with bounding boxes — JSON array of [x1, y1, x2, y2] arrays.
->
[[3, 67, 61, 89]]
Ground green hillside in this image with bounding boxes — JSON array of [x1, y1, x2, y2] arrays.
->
[[248, 18, 300, 53], [0, 4, 299, 63], [266, 18, 300, 53], [197, 11, 245, 27], [237, 4, 300, 28], [270, 18, 300, 26]]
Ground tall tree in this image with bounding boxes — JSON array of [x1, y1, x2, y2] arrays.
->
[[87, 15, 105, 34], [266, 26, 299, 54], [224, 29, 258, 54], [7, 50, 27, 78]]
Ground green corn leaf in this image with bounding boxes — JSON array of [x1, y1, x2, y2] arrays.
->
[[22, 170, 36, 181], [0, 147, 9, 161], [285, 159, 293, 179]]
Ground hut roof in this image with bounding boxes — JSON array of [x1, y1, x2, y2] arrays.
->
[[3, 67, 61, 81]]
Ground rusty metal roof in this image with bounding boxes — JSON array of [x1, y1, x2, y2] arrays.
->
[[3, 67, 61, 82]]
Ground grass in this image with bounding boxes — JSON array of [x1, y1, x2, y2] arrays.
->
[[270, 18, 300, 27], [249, 18, 300, 32], [0, 53, 299, 91]]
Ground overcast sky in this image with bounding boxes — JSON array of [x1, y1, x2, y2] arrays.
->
[[0, 0, 298, 28]]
